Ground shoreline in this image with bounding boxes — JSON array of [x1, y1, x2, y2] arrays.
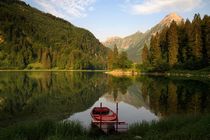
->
[[141, 71, 210, 78], [0, 69, 107, 72], [0, 69, 209, 79], [105, 69, 138, 77]]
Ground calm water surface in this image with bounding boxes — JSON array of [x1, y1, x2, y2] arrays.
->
[[0, 72, 210, 128]]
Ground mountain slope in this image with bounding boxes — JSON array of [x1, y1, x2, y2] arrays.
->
[[104, 12, 183, 63], [127, 12, 183, 63], [0, 0, 109, 69], [103, 31, 143, 51]]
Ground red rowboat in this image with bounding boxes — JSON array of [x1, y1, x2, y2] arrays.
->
[[91, 107, 117, 122], [90, 103, 128, 133]]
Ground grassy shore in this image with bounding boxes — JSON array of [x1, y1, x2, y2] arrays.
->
[[1, 114, 210, 140], [105, 69, 138, 77]]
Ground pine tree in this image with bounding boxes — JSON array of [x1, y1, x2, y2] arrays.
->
[[142, 44, 149, 65], [150, 34, 161, 66], [113, 44, 119, 68], [177, 20, 188, 64], [159, 27, 168, 63], [185, 19, 194, 65], [202, 15, 210, 65], [192, 14, 203, 62], [113, 44, 118, 57], [107, 51, 114, 70], [167, 21, 179, 66]]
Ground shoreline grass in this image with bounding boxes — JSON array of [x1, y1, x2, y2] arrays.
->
[[1, 68, 209, 78], [105, 69, 138, 77], [1, 114, 210, 140]]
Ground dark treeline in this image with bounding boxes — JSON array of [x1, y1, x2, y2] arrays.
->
[[0, 0, 109, 70], [142, 14, 210, 71]]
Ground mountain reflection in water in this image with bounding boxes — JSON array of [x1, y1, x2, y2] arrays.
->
[[0, 72, 210, 128], [67, 97, 158, 128]]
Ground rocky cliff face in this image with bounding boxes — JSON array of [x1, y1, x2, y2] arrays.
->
[[160, 12, 183, 26]]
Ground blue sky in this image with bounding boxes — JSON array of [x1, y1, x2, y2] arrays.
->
[[23, 0, 210, 41]]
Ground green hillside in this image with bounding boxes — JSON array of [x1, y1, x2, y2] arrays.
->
[[0, 0, 109, 70]]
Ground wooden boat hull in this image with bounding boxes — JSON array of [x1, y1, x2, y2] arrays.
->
[[90, 104, 128, 133], [91, 107, 117, 121]]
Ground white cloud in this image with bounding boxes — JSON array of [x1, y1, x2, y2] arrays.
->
[[34, 0, 96, 19], [125, 0, 203, 15]]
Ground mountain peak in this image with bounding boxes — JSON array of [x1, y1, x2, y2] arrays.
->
[[160, 12, 183, 26]]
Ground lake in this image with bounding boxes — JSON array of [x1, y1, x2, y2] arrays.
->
[[0, 71, 210, 128]]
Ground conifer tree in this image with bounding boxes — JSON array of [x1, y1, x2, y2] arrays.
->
[[192, 14, 203, 62], [177, 20, 188, 64], [167, 21, 179, 66], [142, 44, 149, 65], [159, 27, 168, 63], [107, 51, 114, 70], [150, 34, 161, 66], [202, 15, 210, 65], [113, 44, 118, 57], [185, 19, 194, 64], [113, 44, 119, 68]]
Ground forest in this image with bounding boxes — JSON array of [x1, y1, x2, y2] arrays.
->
[[142, 14, 210, 71], [107, 45, 132, 70], [0, 0, 109, 70]]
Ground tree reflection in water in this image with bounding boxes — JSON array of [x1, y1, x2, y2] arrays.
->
[[0, 72, 210, 128]]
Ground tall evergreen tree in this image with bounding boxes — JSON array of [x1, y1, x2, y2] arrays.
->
[[167, 21, 179, 66], [150, 34, 161, 66], [142, 44, 149, 65], [191, 14, 203, 62], [159, 27, 168, 63], [184, 19, 194, 65], [107, 51, 114, 70], [177, 20, 188, 64], [202, 15, 210, 65], [113, 44, 118, 57], [113, 44, 119, 68]]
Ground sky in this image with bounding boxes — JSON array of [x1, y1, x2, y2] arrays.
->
[[23, 0, 210, 41]]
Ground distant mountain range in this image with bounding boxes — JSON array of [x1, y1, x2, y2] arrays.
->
[[103, 12, 183, 63]]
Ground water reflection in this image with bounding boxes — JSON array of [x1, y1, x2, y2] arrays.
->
[[0, 72, 210, 128], [68, 97, 158, 128], [139, 77, 210, 116], [0, 72, 108, 127]]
